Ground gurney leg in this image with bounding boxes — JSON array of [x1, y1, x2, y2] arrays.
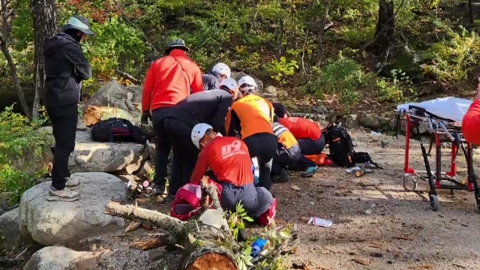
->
[[466, 143, 480, 211], [427, 134, 434, 156], [435, 133, 442, 190], [419, 134, 439, 211]]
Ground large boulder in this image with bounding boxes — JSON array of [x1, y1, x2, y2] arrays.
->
[[24, 246, 98, 270], [0, 208, 23, 251], [83, 79, 140, 112], [19, 172, 126, 247]]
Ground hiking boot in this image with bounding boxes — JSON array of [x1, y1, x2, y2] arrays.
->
[[65, 177, 80, 190], [271, 174, 289, 183], [301, 166, 319, 178], [47, 186, 79, 202]]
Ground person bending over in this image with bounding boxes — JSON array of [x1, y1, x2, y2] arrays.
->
[[270, 122, 302, 183], [141, 39, 203, 199], [160, 78, 239, 198], [44, 16, 94, 201], [203, 62, 231, 91], [463, 83, 480, 145], [225, 75, 278, 190], [276, 116, 325, 177], [190, 123, 276, 226]]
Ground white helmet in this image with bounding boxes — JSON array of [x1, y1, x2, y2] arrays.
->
[[212, 63, 231, 78], [238, 75, 257, 94], [219, 78, 238, 91], [191, 123, 214, 149]]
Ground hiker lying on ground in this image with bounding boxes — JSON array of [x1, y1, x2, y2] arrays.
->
[[156, 79, 239, 199], [203, 62, 231, 91], [225, 75, 278, 190], [273, 114, 325, 177], [141, 39, 203, 199], [190, 123, 277, 226], [270, 122, 302, 183], [462, 82, 480, 145]]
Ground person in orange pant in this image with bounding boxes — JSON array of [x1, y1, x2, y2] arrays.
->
[[463, 82, 480, 144]]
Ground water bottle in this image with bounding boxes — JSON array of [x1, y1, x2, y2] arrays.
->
[[251, 157, 260, 185], [251, 238, 267, 258]]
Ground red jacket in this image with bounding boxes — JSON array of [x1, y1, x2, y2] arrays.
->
[[278, 117, 321, 140], [463, 100, 480, 144], [142, 50, 203, 112], [190, 137, 253, 186]]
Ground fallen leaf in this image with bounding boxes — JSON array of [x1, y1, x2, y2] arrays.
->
[[291, 185, 301, 191], [408, 265, 433, 269], [352, 258, 370, 265], [125, 221, 142, 232], [142, 223, 153, 230], [369, 241, 382, 248], [393, 236, 414, 241]]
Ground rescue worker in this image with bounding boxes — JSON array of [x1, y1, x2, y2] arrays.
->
[[44, 16, 94, 201], [271, 122, 302, 183], [463, 83, 480, 144], [225, 75, 278, 190], [141, 39, 203, 198], [203, 62, 231, 90], [272, 102, 289, 118], [190, 123, 276, 226], [276, 116, 325, 177], [160, 78, 239, 198]]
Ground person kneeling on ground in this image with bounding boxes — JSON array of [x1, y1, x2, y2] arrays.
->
[[190, 123, 277, 226], [463, 82, 480, 144], [273, 112, 325, 177], [270, 122, 302, 183], [225, 75, 278, 190], [203, 62, 231, 91], [160, 78, 240, 200]]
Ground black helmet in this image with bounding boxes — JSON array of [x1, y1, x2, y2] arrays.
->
[[62, 16, 94, 36], [165, 39, 190, 55]]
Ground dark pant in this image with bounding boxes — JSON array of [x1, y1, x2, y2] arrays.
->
[[220, 183, 273, 219], [244, 133, 277, 190], [271, 144, 302, 177], [47, 104, 78, 190], [296, 136, 326, 169], [163, 117, 199, 196], [152, 108, 172, 187]]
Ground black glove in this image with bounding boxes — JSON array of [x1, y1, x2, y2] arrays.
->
[[141, 111, 151, 125]]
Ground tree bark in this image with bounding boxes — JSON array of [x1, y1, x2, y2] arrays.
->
[[31, 0, 58, 118], [370, 0, 395, 56]]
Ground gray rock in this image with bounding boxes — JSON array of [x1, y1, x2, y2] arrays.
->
[[76, 120, 88, 131], [312, 105, 328, 114], [358, 114, 381, 130], [262, 85, 278, 98], [19, 172, 126, 247], [125, 84, 142, 104], [0, 208, 23, 251], [345, 114, 359, 128], [199, 209, 225, 229], [231, 72, 263, 92], [83, 80, 133, 112], [23, 246, 98, 270]]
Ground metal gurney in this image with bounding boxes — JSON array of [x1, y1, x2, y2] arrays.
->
[[395, 97, 480, 211]]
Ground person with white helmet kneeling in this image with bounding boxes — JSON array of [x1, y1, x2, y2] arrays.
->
[[203, 62, 231, 91], [190, 123, 276, 226]]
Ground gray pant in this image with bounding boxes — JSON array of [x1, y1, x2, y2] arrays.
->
[[220, 183, 273, 219]]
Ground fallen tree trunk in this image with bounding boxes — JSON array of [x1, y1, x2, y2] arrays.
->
[[105, 177, 238, 270]]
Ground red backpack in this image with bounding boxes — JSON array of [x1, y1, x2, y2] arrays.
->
[[170, 180, 223, 221]]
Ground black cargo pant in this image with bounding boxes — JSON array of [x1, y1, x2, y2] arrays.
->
[[163, 117, 200, 196], [243, 133, 277, 190], [151, 108, 173, 188], [271, 143, 302, 177], [47, 104, 78, 190], [296, 136, 326, 169]]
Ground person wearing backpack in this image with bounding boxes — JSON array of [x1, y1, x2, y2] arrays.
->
[[203, 62, 231, 91], [43, 16, 94, 201], [159, 78, 239, 199], [270, 122, 302, 183], [141, 39, 203, 199], [276, 116, 325, 177], [225, 75, 278, 190], [190, 123, 276, 226]]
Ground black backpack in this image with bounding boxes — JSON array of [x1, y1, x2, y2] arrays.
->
[[91, 118, 150, 144], [323, 122, 356, 167]]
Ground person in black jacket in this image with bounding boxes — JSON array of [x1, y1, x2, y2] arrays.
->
[[202, 62, 231, 90], [44, 16, 93, 201], [161, 78, 239, 199]]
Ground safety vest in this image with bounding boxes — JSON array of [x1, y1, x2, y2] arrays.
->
[[272, 122, 288, 138]]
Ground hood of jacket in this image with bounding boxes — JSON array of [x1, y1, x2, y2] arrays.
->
[[44, 32, 78, 57]]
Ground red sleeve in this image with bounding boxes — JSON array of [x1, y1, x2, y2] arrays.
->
[[463, 100, 480, 144], [142, 62, 156, 112], [190, 66, 204, 93], [190, 147, 210, 184]]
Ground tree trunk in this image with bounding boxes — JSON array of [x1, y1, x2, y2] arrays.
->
[[31, 0, 58, 118], [105, 202, 238, 270], [370, 0, 395, 56]]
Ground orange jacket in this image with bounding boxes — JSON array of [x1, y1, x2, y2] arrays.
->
[[190, 137, 254, 186], [462, 100, 480, 144], [225, 94, 274, 139], [142, 50, 203, 112], [278, 117, 321, 140]]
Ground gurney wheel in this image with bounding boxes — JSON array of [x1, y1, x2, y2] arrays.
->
[[429, 194, 439, 212], [403, 176, 417, 192]]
